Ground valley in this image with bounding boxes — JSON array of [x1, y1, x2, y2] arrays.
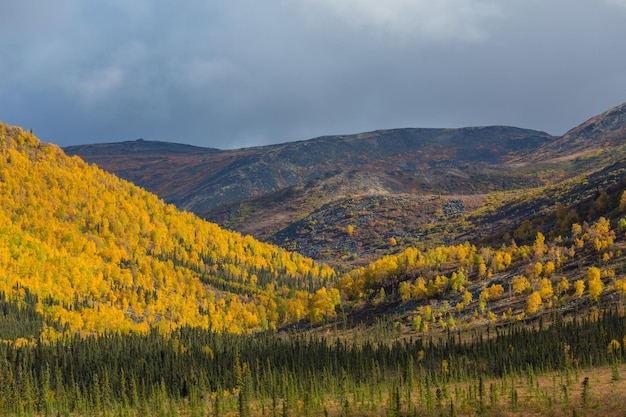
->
[[1, 101, 626, 415]]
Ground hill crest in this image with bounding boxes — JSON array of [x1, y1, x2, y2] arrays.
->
[[64, 125, 555, 212]]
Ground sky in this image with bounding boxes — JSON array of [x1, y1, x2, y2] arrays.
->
[[1, 0, 626, 149]]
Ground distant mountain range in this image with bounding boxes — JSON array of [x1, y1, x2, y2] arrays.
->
[[65, 101, 626, 267], [64, 126, 555, 211]]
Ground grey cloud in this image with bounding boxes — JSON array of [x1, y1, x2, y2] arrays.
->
[[1, 1, 626, 148], [289, 0, 503, 43]]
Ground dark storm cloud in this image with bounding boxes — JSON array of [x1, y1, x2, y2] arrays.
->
[[1, 0, 626, 148]]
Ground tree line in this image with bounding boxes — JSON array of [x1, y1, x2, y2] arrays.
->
[[1, 305, 624, 416]]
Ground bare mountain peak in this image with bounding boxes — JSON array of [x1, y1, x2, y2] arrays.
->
[[562, 100, 626, 141]]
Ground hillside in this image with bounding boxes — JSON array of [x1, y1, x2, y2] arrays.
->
[[64, 126, 554, 265], [0, 122, 337, 341], [64, 126, 555, 213], [536, 100, 626, 161], [64, 102, 626, 269]]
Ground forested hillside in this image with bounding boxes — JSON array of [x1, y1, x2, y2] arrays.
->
[[0, 122, 337, 340], [3, 117, 626, 416], [336, 203, 626, 336]]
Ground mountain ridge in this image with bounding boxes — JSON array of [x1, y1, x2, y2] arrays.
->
[[64, 125, 556, 211], [64, 101, 626, 267]]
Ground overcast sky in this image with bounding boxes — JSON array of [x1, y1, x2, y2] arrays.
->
[[1, 0, 626, 149]]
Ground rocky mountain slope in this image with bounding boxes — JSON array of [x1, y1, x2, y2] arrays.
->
[[64, 126, 555, 211], [64, 101, 626, 267]]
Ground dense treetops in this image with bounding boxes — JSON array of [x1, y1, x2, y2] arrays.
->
[[339, 199, 626, 332], [3, 118, 626, 344], [0, 122, 338, 340]]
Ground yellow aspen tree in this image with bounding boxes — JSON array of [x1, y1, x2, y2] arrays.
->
[[572, 223, 584, 248], [478, 297, 487, 312], [512, 275, 531, 294], [556, 276, 570, 295], [574, 279, 585, 298], [462, 290, 473, 305], [485, 284, 504, 300], [450, 270, 467, 292], [422, 305, 433, 322], [543, 261, 555, 277], [614, 277, 626, 300], [434, 275, 449, 294], [587, 267, 603, 302], [526, 291, 542, 315], [503, 252, 512, 268], [533, 232, 546, 258], [411, 277, 428, 300], [591, 217, 614, 247], [411, 316, 423, 332], [477, 262, 487, 279], [608, 339, 621, 355], [539, 278, 554, 300], [399, 281, 412, 301]]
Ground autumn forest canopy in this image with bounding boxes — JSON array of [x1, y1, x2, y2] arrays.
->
[[0, 122, 338, 339], [2, 118, 626, 416]]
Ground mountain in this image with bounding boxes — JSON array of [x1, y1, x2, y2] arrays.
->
[[64, 102, 626, 268], [64, 126, 555, 211], [0, 122, 337, 341], [64, 127, 554, 261], [548, 100, 626, 154]]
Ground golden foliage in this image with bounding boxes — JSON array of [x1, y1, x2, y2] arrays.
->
[[539, 278, 554, 300], [526, 291, 542, 315], [512, 275, 531, 294], [480, 284, 504, 302], [0, 122, 336, 338], [574, 279, 585, 298], [587, 267, 604, 302]]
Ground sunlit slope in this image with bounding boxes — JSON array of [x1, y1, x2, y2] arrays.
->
[[0, 122, 337, 338]]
